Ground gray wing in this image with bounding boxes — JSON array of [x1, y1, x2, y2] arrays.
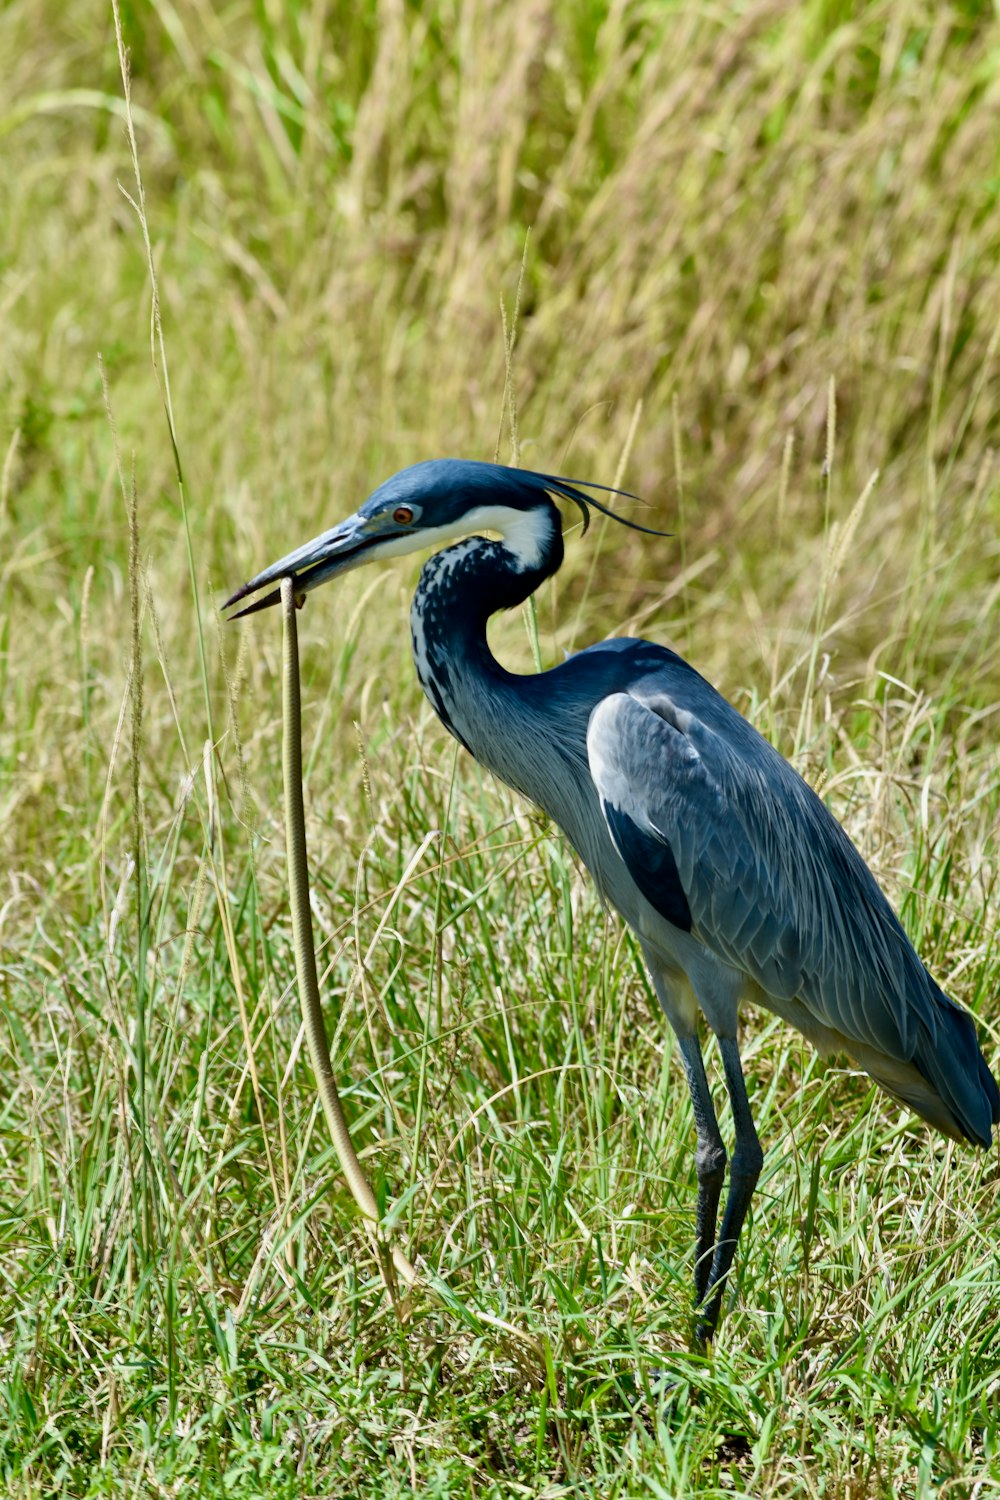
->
[[587, 688, 949, 1061]]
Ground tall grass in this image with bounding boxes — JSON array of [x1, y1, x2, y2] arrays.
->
[[1, 0, 999, 1494]]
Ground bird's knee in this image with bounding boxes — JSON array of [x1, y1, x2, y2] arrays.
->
[[696, 1140, 727, 1188]]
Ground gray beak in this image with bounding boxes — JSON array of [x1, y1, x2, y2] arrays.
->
[[223, 512, 372, 619]]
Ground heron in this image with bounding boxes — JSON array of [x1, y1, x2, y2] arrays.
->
[[226, 458, 999, 1342]]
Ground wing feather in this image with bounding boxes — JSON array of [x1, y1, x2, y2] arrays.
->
[[588, 688, 932, 1058], [585, 672, 995, 1146]]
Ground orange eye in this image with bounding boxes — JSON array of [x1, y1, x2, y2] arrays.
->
[[393, 505, 414, 524]]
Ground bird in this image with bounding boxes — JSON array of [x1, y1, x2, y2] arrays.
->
[[225, 458, 999, 1343]]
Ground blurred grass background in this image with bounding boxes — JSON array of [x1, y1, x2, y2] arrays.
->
[[2, 0, 1000, 1494]]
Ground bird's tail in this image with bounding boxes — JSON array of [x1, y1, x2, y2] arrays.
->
[[871, 982, 999, 1147]]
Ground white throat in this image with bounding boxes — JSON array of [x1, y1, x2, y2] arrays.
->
[[372, 502, 554, 574]]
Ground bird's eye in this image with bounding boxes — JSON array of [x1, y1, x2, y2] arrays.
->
[[393, 506, 414, 524]]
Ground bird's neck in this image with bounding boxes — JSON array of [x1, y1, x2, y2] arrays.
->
[[409, 503, 563, 750]]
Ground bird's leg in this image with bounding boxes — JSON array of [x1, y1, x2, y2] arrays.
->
[[697, 1034, 763, 1344], [641, 953, 729, 1334], [674, 1033, 727, 1314]]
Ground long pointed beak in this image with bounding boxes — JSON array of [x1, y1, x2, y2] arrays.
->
[[223, 513, 373, 619]]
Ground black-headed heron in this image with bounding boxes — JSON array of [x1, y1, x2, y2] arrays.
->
[[226, 459, 998, 1341]]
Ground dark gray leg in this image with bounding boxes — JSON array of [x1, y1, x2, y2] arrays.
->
[[675, 1033, 727, 1313], [697, 1034, 763, 1343]]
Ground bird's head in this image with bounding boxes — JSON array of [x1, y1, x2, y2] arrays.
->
[[224, 458, 663, 618]]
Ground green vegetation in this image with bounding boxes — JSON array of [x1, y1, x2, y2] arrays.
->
[[2, 0, 999, 1493]]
